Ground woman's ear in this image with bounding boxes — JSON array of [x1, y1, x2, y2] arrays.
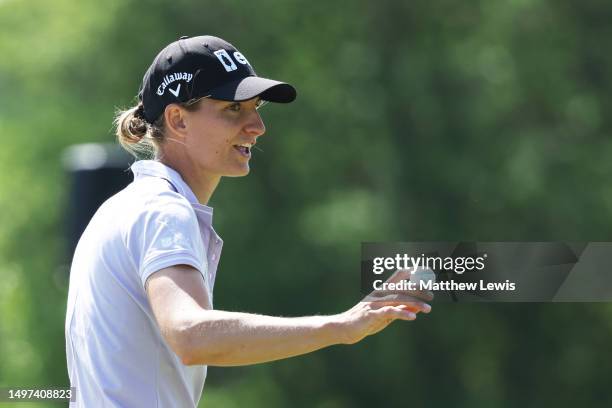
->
[[164, 104, 188, 138]]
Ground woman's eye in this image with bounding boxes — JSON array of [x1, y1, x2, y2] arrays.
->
[[227, 103, 241, 112]]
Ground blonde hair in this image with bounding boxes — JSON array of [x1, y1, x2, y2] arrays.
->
[[114, 99, 203, 160]]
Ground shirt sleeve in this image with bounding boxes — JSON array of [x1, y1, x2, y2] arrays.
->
[[125, 191, 207, 289]]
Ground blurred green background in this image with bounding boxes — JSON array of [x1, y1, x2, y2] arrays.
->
[[2, 0, 612, 406]]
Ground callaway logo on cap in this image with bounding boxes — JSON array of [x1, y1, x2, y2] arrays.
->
[[138, 35, 297, 123]]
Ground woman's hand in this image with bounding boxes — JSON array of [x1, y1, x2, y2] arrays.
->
[[338, 268, 434, 344], [338, 298, 431, 344]]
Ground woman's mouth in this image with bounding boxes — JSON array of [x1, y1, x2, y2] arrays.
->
[[233, 143, 252, 158]]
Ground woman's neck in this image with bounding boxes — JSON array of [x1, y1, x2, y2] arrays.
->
[[159, 157, 221, 205]]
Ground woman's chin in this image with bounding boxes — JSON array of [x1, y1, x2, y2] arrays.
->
[[224, 165, 251, 177]]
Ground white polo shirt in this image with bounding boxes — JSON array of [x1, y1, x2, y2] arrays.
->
[[65, 160, 223, 407]]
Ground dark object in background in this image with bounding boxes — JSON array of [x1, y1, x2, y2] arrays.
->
[[62, 143, 134, 259]]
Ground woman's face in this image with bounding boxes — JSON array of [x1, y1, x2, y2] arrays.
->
[[180, 97, 266, 178]]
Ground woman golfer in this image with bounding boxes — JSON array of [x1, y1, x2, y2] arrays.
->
[[65, 35, 432, 407]]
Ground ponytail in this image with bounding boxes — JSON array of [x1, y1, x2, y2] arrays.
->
[[114, 103, 161, 160]]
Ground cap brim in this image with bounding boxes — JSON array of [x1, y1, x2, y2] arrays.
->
[[208, 76, 297, 103]]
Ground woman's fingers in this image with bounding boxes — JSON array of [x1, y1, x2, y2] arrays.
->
[[373, 305, 417, 321], [367, 300, 431, 314]]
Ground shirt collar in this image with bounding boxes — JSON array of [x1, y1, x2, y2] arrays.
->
[[130, 160, 214, 220]]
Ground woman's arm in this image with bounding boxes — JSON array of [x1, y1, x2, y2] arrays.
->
[[146, 265, 431, 367]]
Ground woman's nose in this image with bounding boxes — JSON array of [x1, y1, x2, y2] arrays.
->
[[244, 110, 266, 137]]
